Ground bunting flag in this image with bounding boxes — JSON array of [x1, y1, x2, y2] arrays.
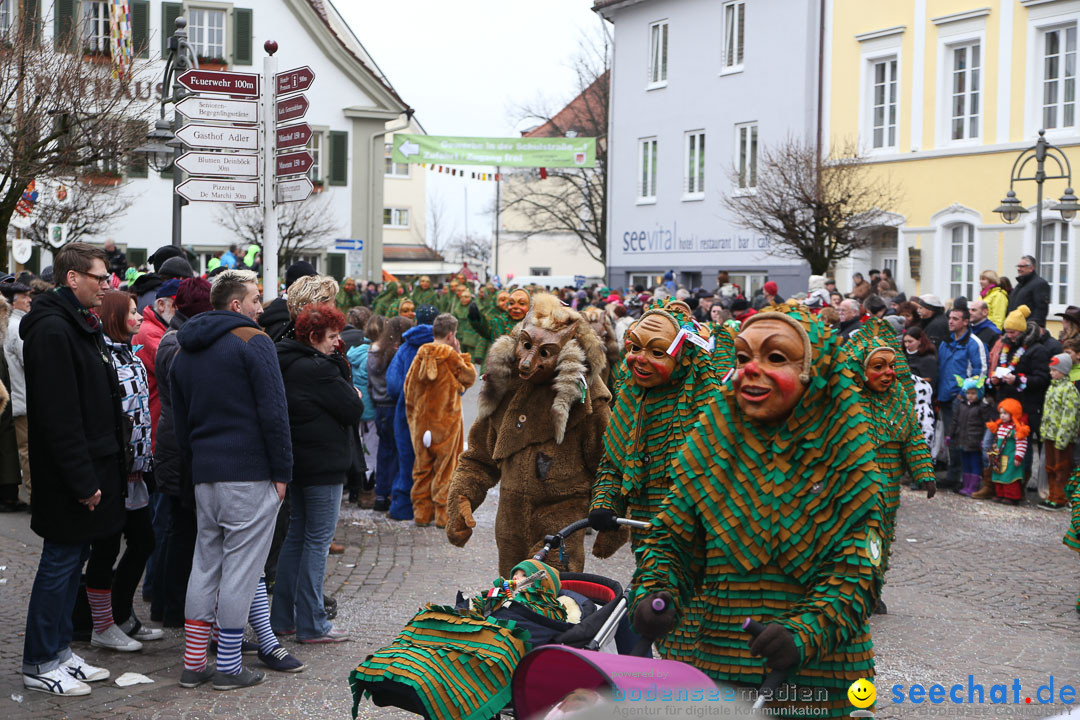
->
[[109, 0, 134, 80], [420, 165, 505, 181]]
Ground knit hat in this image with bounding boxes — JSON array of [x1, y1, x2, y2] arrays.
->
[[1003, 304, 1031, 332], [731, 297, 750, 312], [158, 256, 195, 279], [415, 304, 438, 325], [148, 245, 184, 270], [914, 294, 944, 311], [763, 281, 779, 296], [1051, 352, 1074, 375], [174, 277, 212, 317], [285, 261, 317, 289], [155, 278, 181, 299]]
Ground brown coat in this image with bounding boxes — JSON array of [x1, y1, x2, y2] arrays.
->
[[446, 335, 611, 576], [404, 342, 477, 526]]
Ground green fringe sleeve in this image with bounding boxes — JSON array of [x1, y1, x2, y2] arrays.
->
[[591, 445, 627, 516], [900, 421, 936, 488]]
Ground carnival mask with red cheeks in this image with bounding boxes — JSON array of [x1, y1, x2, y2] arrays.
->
[[625, 314, 679, 388], [419, 276, 431, 290], [507, 290, 530, 321], [459, 290, 473, 306], [497, 291, 510, 311], [864, 348, 896, 393], [733, 318, 807, 424], [399, 300, 416, 320], [516, 323, 575, 384]]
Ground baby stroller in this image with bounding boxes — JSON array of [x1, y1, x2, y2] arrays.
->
[[350, 517, 691, 720]]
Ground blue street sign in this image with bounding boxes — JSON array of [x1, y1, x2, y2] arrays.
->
[[334, 238, 364, 251]]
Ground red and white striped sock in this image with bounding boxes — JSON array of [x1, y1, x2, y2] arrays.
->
[[86, 587, 114, 633], [184, 619, 212, 672], [211, 622, 220, 645]]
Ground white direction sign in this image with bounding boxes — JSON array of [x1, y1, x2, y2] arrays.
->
[[175, 123, 259, 151], [177, 179, 258, 204], [176, 96, 258, 123], [175, 152, 259, 178], [276, 177, 313, 204]]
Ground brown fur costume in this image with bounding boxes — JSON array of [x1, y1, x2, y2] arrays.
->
[[581, 306, 621, 391], [404, 342, 477, 527], [446, 295, 611, 576]]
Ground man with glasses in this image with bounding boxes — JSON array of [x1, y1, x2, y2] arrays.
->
[[19, 242, 126, 696], [1007, 255, 1051, 327]]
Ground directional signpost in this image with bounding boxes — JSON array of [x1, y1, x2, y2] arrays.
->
[[175, 152, 259, 177], [275, 150, 313, 177], [177, 69, 259, 97], [176, 179, 259, 203], [175, 123, 259, 151], [176, 95, 258, 123], [276, 123, 312, 150], [275, 95, 309, 123], [276, 177, 313, 203], [276, 66, 314, 95]]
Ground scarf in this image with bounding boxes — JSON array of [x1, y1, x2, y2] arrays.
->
[[472, 559, 566, 622]]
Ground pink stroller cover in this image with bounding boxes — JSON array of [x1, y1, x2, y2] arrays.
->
[[512, 646, 716, 719]]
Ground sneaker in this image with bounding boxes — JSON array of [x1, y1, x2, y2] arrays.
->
[[119, 615, 165, 642], [61, 652, 110, 682], [1037, 500, 1067, 511], [372, 496, 390, 512], [298, 627, 349, 644], [178, 666, 215, 688], [210, 639, 259, 656], [258, 645, 305, 673], [23, 668, 91, 696], [91, 624, 143, 652], [212, 665, 266, 691]]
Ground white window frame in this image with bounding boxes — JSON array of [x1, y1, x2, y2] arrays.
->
[[867, 55, 899, 152], [949, 41, 983, 142], [384, 142, 410, 178], [734, 122, 758, 195], [0, 0, 11, 35], [383, 207, 410, 229], [1040, 221, 1073, 310], [307, 129, 326, 184], [1026, 7, 1080, 140], [947, 223, 977, 300], [683, 130, 705, 200], [1041, 24, 1077, 134], [647, 20, 668, 89], [858, 31, 903, 155], [80, 0, 110, 55], [930, 204, 981, 302], [935, 27, 985, 147], [721, 0, 745, 75], [187, 6, 228, 62], [637, 137, 658, 204]]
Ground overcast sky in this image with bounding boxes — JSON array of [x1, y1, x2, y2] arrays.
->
[[337, 0, 607, 254]]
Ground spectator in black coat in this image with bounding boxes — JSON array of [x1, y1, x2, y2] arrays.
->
[[20, 242, 126, 696], [1007, 255, 1051, 327], [915, 294, 950, 348], [904, 327, 940, 396], [259, 261, 317, 342]]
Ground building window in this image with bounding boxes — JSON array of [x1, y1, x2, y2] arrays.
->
[[871, 57, 898, 149], [81, 1, 109, 55], [722, 1, 745, 72], [684, 130, 705, 198], [0, 0, 13, 35], [949, 223, 976, 300], [308, 132, 323, 183], [189, 8, 226, 61], [383, 208, 409, 228], [638, 137, 658, 201], [648, 20, 668, 87], [1041, 222, 1070, 305], [529, 267, 551, 276], [1042, 25, 1077, 131], [950, 43, 981, 140], [735, 122, 758, 191], [384, 142, 410, 178]]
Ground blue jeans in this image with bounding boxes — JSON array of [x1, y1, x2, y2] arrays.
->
[[23, 541, 90, 674], [146, 490, 171, 608], [374, 406, 397, 500], [270, 483, 342, 640]]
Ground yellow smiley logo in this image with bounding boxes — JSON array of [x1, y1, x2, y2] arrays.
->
[[848, 678, 876, 709]]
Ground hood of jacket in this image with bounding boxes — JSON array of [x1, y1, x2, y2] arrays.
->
[[258, 297, 290, 329], [19, 288, 98, 339], [130, 272, 164, 295], [177, 310, 260, 352], [276, 336, 328, 374], [403, 323, 434, 348]]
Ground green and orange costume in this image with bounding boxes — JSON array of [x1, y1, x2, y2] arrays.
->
[[1064, 466, 1080, 613], [631, 302, 886, 718]]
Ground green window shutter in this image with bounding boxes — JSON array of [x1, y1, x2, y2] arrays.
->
[[131, 0, 150, 58], [327, 253, 345, 282], [22, 0, 40, 41], [161, 2, 183, 57], [232, 7, 253, 66], [328, 131, 348, 186], [127, 248, 148, 268], [52, 0, 74, 50]]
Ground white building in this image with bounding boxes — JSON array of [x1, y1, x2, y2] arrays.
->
[[9, 0, 420, 283], [596, 0, 821, 296]]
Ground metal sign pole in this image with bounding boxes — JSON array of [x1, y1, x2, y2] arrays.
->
[[262, 41, 279, 302]]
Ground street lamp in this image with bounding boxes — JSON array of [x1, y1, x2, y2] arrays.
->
[[993, 129, 1076, 268], [133, 16, 198, 247]]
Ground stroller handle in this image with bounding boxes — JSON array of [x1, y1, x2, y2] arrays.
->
[[533, 517, 651, 564], [743, 618, 787, 711]]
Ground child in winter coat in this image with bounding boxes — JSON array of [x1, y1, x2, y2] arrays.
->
[[1040, 353, 1080, 509], [986, 398, 1030, 505], [404, 313, 477, 527], [948, 376, 995, 496]]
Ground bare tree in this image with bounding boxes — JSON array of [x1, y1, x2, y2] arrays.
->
[[446, 232, 491, 267], [217, 192, 340, 267], [426, 189, 453, 252], [0, 16, 152, 262], [722, 137, 903, 275], [20, 179, 135, 250], [501, 24, 610, 266]]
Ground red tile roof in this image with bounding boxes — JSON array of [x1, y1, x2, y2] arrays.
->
[[522, 71, 608, 139], [383, 244, 445, 262]]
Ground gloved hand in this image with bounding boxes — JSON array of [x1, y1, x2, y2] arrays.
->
[[747, 623, 799, 671], [632, 591, 676, 639], [591, 525, 629, 559], [587, 507, 619, 531], [468, 302, 482, 323], [445, 496, 476, 547], [924, 480, 937, 499]]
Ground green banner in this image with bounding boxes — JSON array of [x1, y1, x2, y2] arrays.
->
[[392, 133, 596, 168]]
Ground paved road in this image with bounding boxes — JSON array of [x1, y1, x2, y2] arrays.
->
[[0, 389, 1076, 718]]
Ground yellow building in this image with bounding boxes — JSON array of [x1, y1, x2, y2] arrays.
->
[[827, 0, 1079, 322]]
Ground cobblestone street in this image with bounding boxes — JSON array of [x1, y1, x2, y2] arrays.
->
[[0, 403, 1076, 719]]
